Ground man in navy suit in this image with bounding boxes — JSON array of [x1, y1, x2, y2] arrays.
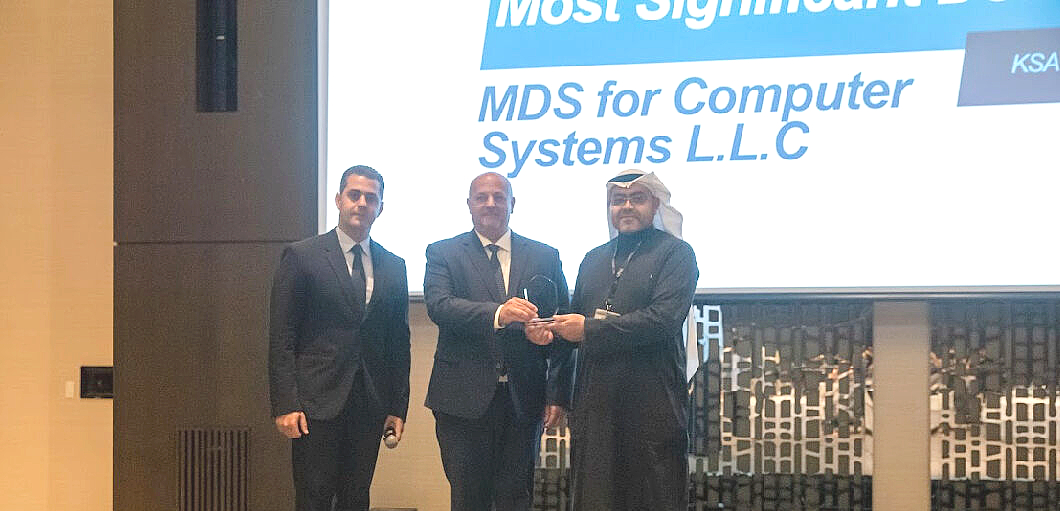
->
[[269, 165, 410, 511], [424, 172, 573, 511]]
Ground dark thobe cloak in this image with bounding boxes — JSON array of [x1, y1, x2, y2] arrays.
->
[[568, 227, 698, 510]]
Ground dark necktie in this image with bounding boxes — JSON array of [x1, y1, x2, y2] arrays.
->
[[487, 243, 508, 380], [351, 245, 366, 309], [487, 244, 506, 299]]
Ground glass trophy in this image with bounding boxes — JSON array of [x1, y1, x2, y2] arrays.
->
[[522, 274, 558, 323]]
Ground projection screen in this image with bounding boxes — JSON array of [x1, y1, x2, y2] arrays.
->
[[323, 0, 1060, 294]]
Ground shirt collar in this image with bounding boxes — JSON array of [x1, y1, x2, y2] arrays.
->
[[474, 229, 511, 253], [336, 227, 371, 256]]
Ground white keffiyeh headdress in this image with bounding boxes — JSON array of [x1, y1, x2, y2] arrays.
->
[[605, 169, 684, 240]]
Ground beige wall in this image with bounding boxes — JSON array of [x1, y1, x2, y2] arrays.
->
[[874, 302, 931, 510], [0, 1, 113, 510]]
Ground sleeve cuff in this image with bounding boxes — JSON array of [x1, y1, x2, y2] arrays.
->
[[494, 304, 504, 330]]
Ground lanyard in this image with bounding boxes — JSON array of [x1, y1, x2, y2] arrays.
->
[[605, 239, 644, 312]]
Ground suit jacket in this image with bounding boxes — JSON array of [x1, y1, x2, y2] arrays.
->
[[269, 229, 411, 421], [424, 230, 573, 421]]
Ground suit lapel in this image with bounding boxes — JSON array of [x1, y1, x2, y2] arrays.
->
[[367, 240, 386, 314], [462, 231, 504, 302], [508, 232, 530, 299], [323, 229, 357, 310]]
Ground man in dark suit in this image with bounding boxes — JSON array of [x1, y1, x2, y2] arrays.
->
[[424, 172, 573, 511], [269, 165, 410, 511]]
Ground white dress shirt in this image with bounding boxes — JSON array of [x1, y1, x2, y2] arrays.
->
[[336, 227, 374, 304]]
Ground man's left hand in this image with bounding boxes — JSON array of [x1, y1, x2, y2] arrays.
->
[[543, 405, 565, 429], [525, 322, 554, 345], [549, 314, 585, 342]]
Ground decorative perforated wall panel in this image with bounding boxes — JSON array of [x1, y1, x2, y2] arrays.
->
[[533, 302, 875, 510], [930, 301, 1060, 511], [688, 302, 874, 510]]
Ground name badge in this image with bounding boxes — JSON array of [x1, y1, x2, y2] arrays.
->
[[593, 308, 621, 320]]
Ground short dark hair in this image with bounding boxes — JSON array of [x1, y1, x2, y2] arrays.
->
[[338, 165, 385, 196]]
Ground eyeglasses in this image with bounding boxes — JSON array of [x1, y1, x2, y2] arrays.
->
[[609, 193, 650, 207]]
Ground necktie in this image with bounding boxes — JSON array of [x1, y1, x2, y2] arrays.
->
[[486, 244, 508, 380], [351, 245, 366, 310], [487, 244, 506, 299]]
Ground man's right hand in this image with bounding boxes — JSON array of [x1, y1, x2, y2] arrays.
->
[[498, 297, 538, 326], [549, 314, 585, 342], [275, 411, 309, 438]]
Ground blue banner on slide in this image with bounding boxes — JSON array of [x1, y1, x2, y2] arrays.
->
[[958, 27, 1060, 106], [481, 0, 1060, 70]]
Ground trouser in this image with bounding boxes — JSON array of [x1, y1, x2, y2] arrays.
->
[[434, 383, 542, 511], [292, 372, 385, 511]]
